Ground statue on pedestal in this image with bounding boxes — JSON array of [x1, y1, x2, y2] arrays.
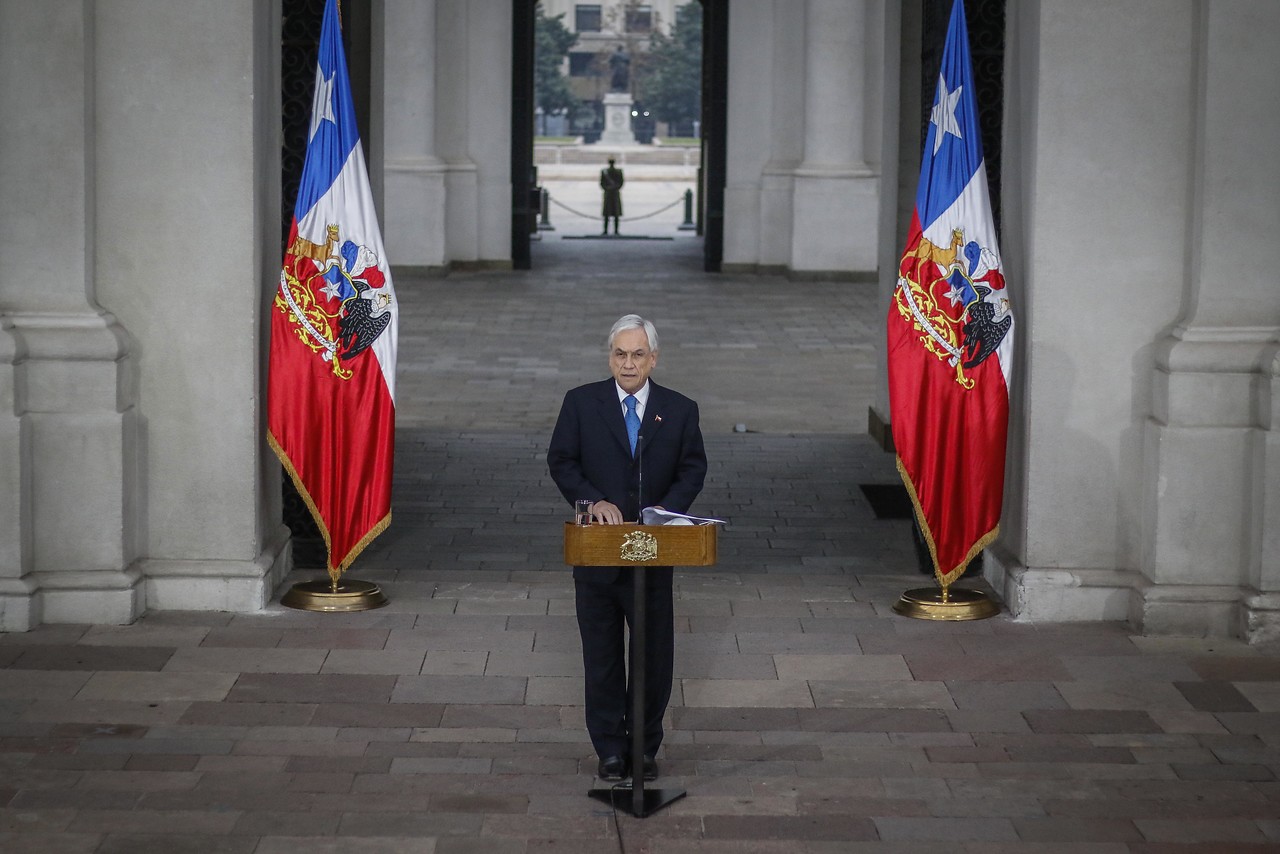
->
[[608, 46, 630, 93]]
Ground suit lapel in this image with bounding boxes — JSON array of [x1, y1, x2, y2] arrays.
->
[[638, 382, 668, 455], [595, 380, 669, 458], [594, 380, 631, 456]]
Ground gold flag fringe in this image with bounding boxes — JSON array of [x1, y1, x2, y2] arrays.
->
[[895, 455, 999, 591], [268, 431, 391, 587]]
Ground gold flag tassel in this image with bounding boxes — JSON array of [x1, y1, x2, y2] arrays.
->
[[890, 457, 998, 621], [270, 433, 389, 613]]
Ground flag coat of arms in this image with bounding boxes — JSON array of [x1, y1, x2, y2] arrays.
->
[[268, 0, 397, 580], [887, 0, 1013, 588]]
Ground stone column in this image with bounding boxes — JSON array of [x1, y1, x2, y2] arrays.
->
[[790, 0, 880, 274], [436, 0, 478, 263], [383, 0, 447, 271], [95, 1, 289, 616], [431, 0, 510, 266], [468, 2, 513, 264], [986, 1, 1197, 627], [988, 1, 1280, 643], [0, 0, 139, 629], [723, 0, 797, 271], [1252, 348, 1280, 643], [1137, 1, 1280, 639]]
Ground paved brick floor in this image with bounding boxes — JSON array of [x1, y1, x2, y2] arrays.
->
[[2, 228, 1278, 852]]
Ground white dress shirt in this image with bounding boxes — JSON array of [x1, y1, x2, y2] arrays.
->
[[615, 381, 650, 422]]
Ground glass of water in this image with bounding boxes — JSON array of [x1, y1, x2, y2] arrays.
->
[[575, 499, 593, 526]]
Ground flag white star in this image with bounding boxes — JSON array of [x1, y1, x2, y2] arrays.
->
[[320, 277, 345, 302], [308, 66, 336, 141], [930, 74, 963, 154]]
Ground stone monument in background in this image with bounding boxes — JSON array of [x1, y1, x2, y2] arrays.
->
[[598, 46, 636, 146]]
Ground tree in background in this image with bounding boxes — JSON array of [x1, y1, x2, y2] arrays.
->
[[535, 7, 578, 133], [641, 3, 701, 135]]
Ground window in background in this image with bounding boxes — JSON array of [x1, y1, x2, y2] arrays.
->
[[575, 4, 602, 32], [626, 4, 653, 32], [569, 51, 596, 77]]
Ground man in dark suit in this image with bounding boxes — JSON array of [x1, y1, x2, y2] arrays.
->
[[547, 314, 707, 783]]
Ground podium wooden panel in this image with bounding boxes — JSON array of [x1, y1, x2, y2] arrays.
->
[[563, 522, 717, 567]]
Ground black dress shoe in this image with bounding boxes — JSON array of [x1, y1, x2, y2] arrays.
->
[[597, 755, 628, 781], [642, 755, 659, 781]]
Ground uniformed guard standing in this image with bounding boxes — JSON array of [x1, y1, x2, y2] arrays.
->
[[600, 158, 624, 236]]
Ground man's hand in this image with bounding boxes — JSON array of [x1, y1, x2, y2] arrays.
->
[[591, 500, 625, 525]]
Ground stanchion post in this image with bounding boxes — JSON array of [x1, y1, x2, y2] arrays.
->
[[539, 187, 555, 231], [678, 188, 696, 231]]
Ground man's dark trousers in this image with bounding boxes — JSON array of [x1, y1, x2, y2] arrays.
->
[[575, 566, 673, 758]]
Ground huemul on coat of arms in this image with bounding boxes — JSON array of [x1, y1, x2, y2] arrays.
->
[[275, 223, 394, 380], [894, 227, 1011, 389]]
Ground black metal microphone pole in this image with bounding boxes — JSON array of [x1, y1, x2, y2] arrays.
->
[[631, 432, 646, 814], [636, 432, 643, 525]]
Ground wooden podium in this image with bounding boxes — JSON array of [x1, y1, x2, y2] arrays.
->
[[564, 522, 717, 568], [564, 521, 718, 818]]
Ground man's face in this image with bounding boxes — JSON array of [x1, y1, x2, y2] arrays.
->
[[610, 327, 657, 394]]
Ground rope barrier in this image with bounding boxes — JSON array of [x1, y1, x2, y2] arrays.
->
[[548, 195, 685, 223]]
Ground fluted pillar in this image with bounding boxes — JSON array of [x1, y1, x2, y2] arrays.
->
[[1251, 348, 1280, 642], [2, 0, 291, 629], [801, 0, 866, 169], [383, 0, 447, 270], [790, 0, 880, 274], [0, 0, 139, 628], [1137, 0, 1280, 639]]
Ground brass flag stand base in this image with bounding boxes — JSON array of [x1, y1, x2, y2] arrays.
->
[[281, 578, 388, 612], [893, 586, 998, 621]]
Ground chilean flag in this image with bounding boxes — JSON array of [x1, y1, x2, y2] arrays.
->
[[887, 0, 1013, 588], [268, 0, 397, 580]]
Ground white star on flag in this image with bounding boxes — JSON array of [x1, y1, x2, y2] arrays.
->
[[309, 68, 336, 141], [930, 74, 964, 154], [320, 277, 345, 302]]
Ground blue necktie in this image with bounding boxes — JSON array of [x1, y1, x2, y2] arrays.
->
[[624, 394, 640, 456]]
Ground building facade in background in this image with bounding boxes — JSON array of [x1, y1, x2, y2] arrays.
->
[[539, 0, 690, 140], [2, 0, 1278, 643]]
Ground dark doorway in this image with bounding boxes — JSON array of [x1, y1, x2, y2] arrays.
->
[[699, 0, 727, 272], [512, 0, 538, 270]]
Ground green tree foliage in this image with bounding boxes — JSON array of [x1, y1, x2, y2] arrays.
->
[[535, 8, 578, 122], [641, 3, 701, 128]]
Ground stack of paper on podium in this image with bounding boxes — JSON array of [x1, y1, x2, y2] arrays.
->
[[640, 507, 725, 526]]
